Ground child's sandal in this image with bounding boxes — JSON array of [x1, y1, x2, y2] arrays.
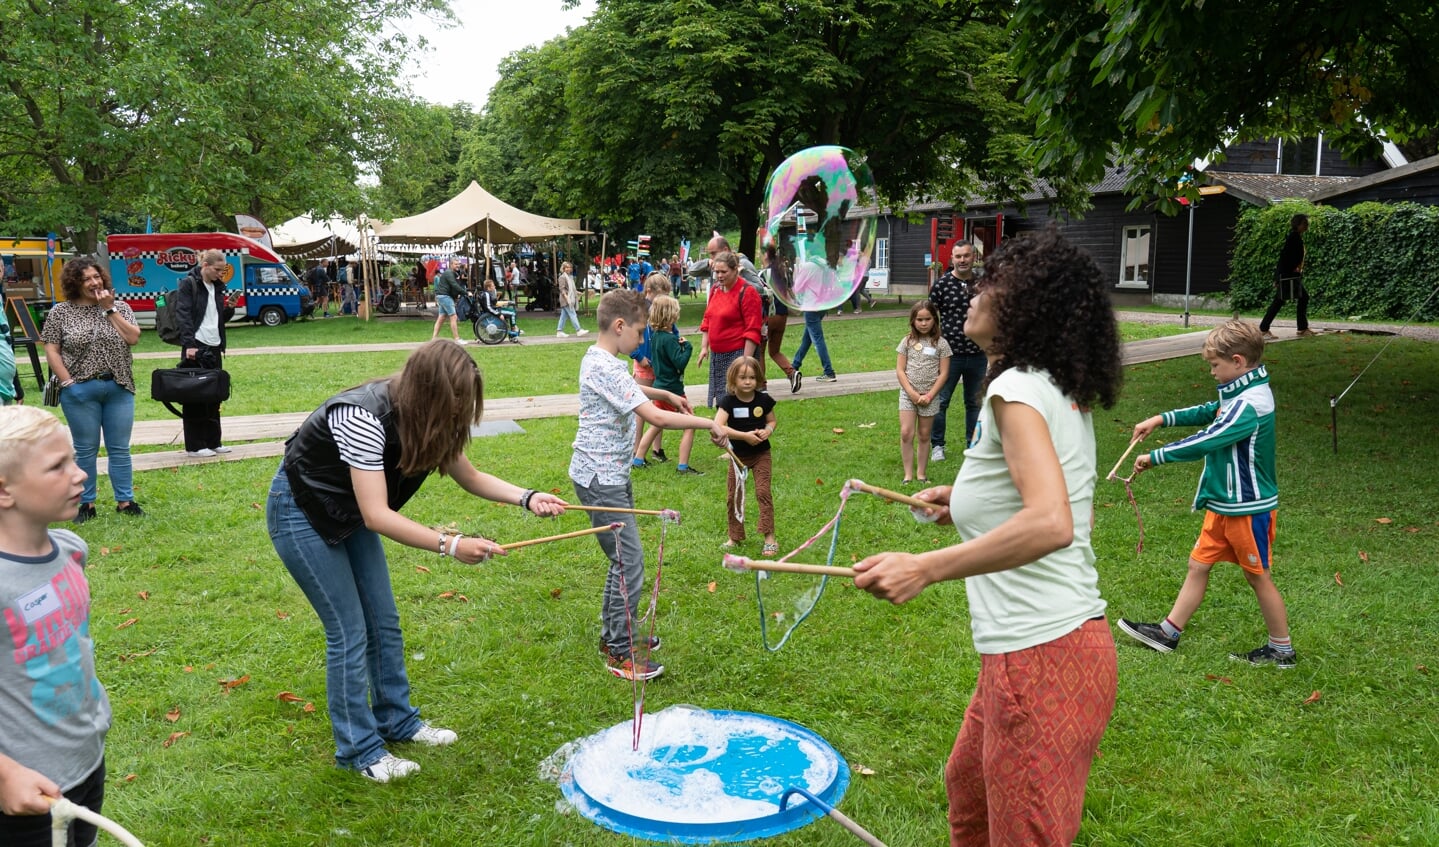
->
[[762, 542, 780, 556]]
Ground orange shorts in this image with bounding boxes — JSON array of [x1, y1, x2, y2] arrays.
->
[[653, 399, 678, 413], [1191, 510, 1276, 575]]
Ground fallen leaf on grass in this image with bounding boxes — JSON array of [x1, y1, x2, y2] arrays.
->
[[251, 502, 261, 510], [858, 422, 877, 428], [115, 618, 138, 630], [124, 774, 137, 782], [137, 591, 150, 600], [1417, 665, 1430, 675], [276, 692, 305, 704], [183, 666, 194, 673], [117, 608, 131, 614], [218, 675, 250, 691], [303, 703, 316, 713], [415, 565, 431, 574], [1334, 572, 1344, 586], [815, 478, 824, 486], [1302, 690, 1322, 705], [165, 707, 181, 722], [832, 427, 845, 434], [1204, 674, 1234, 685], [1358, 550, 1369, 563], [162, 732, 190, 748], [550, 588, 562, 599], [1375, 517, 1393, 525], [707, 582, 716, 593], [117, 648, 158, 662], [550, 487, 562, 494], [439, 591, 454, 599], [854, 764, 876, 776], [1404, 526, 1421, 533], [276, 610, 290, 620]]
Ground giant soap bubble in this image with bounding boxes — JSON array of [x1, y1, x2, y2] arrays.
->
[[760, 146, 877, 312]]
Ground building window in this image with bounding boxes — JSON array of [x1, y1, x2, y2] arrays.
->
[[875, 237, 889, 269], [1119, 226, 1151, 288]]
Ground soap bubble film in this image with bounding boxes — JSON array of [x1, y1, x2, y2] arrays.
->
[[761, 146, 877, 312]]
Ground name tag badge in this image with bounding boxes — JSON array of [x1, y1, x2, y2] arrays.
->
[[18, 584, 61, 626], [752, 406, 764, 419], [733, 407, 751, 419], [922, 346, 937, 356]]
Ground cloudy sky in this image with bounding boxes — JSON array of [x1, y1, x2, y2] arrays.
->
[[397, 0, 597, 109]]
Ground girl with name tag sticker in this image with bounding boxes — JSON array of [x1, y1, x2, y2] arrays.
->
[[896, 301, 951, 485]]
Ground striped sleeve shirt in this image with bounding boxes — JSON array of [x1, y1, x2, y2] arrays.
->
[[327, 405, 386, 471]]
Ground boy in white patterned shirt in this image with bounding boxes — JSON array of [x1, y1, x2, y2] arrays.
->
[[571, 291, 725, 680]]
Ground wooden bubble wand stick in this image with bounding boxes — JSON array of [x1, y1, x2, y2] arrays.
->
[[500, 523, 622, 551], [1107, 435, 1145, 481], [722, 553, 857, 578], [563, 504, 681, 522], [846, 478, 939, 511]]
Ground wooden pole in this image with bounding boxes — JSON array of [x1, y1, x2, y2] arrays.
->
[[723, 556, 856, 578], [1106, 435, 1144, 481], [847, 479, 940, 511], [499, 523, 621, 551]]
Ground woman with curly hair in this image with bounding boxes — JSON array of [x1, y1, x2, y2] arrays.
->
[[39, 257, 144, 522], [854, 226, 1122, 846]]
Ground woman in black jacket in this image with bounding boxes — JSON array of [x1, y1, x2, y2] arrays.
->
[[175, 249, 230, 457]]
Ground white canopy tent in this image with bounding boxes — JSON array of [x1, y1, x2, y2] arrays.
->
[[270, 215, 365, 259]]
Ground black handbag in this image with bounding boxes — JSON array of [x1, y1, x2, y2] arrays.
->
[[151, 368, 230, 416]]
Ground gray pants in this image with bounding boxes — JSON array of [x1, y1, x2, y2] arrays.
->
[[573, 476, 645, 657]]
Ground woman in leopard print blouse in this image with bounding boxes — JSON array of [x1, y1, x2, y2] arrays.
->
[[39, 257, 144, 523]]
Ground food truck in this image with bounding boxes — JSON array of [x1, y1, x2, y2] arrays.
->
[[105, 232, 313, 327]]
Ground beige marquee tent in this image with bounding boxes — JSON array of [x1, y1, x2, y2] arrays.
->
[[372, 181, 590, 245]]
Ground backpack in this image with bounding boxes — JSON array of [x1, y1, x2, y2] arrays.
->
[[738, 269, 772, 319], [154, 279, 187, 346]]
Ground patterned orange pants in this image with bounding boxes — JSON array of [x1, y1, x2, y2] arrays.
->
[[946, 617, 1117, 846], [725, 450, 773, 542]]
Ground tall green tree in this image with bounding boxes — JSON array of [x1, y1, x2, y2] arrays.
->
[[372, 101, 480, 218], [1010, 0, 1439, 210], [493, 0, 1036, 257], [0, 0, 449, 250]]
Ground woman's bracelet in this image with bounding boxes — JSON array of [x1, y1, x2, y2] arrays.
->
[[519, 489, 536, 511], [448, 533, 463, 558], [438, 533, 448, 555], [60, 378, 75, 387]]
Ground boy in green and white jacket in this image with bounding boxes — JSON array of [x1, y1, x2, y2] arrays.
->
[[1116, 319, 1296, 668]]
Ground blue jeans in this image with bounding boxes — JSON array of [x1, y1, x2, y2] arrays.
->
[[932, 353, 988, 449], [59, 378, 135, 504], [266, 467, 422, 770], [790, 311, 834, 377], [556, 306, 582, 332]]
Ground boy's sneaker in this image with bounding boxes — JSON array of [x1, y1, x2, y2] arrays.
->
[[116, 502, 145, 517], [74, 503, 97, 525], [1117, 619, 1178, 653], [930, 445, 946, 463], [652, 449, 669, 463], [607, 652, 664, 681], [1230, 644, 1297, 668], [675, 466, 705, 476], [790, 370, 802, 393], [360, 753, 420, 783], [814, 373, 838, 383], [631, 458, 649, 468], [406, 723, 458, 746]]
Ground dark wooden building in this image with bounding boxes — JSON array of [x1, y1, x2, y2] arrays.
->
[[861, 137, 1401, 307]]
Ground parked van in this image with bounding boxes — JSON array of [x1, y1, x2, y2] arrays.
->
[[106, 233, 313, 327]]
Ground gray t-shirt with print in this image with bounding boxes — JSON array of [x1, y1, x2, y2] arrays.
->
[[0, 529, 111, 790]]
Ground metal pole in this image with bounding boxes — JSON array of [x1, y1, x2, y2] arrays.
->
[[1183, 202, 1195, 328]]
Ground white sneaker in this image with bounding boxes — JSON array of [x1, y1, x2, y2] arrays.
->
[[930, 445, 946, 462], [452, 337, 466, 344], [556, 331, 569, 338], [213, 445, 233, 454], [187, 448, 217, 458], [407, 723, 458, 746], [360, 753, 420, 783], [576, 329, 589, 336]]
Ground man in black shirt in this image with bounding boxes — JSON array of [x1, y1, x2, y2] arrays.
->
[[928, 242, 988, 462]]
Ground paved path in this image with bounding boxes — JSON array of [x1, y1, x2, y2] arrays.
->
[[106, 308, 1430, 474]]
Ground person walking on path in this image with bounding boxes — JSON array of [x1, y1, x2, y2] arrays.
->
[[928, 241, 987, 462], [429, 264, 464, 343], [1259, 214, 1315, 340], [175, 250, 231, 457], [555, 261, 586, 337]]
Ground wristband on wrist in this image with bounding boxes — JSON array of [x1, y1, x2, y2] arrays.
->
[[438, 533, 448, 556], [519, 489, 536, 511], [61, 379, 75, 387], [448, 533, 463, 558]]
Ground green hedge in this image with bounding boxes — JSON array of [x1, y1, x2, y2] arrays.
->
[[1228, 200, 1439, 321]]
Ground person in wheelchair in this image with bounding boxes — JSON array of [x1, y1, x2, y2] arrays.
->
[[479, 280, 520, 335]]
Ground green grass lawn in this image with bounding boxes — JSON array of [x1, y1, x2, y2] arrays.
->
[[70, 333, 1439, 845], [120, 314, 1193, 422]]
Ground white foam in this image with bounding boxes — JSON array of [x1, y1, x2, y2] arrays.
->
[[560, 707, 839, 825]]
